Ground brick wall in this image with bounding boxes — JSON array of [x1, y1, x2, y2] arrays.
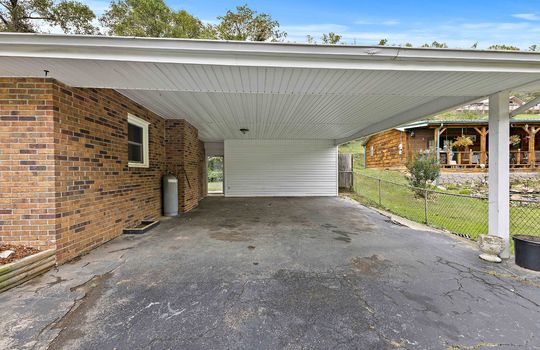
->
[[1, 78, 205, 263], [165, 120, 205, 213], [52, 82, 168, 263], [365, 129, 407, 168], [0, 78, 57, 250]]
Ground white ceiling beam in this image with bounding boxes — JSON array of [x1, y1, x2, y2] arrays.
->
[[334, 96, 482, 145], [509, 95, 540, 117]]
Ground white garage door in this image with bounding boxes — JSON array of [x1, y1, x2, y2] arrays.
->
[[224, 139, 338, 197]]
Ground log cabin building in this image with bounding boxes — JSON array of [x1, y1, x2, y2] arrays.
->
[[364, 119, 540, 171]]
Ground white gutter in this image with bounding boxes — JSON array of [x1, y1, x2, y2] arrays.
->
[[3, 33, 540, 72]]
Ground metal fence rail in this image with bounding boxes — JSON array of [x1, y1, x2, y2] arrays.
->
[[352, 172, 540, 240]]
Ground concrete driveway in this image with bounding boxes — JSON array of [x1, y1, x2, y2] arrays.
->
[[2, 197, 540, 350]]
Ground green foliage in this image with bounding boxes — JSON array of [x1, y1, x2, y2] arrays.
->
[[488, 44, 520, 51], [451, 135, 473, 149], [0, 0, 96, 33], [101, 2, 282, 41], [510, 135, 521, 147], [421, 41, 448, 48], [100, 0, 205, 38], [208, 169, 223, 182], [405, 154, 440, 191], [216, 4, 285, 41], [321, 32, 341, 44], [338, 139, 366, 155], [207, 156, 223, 182], [378, 38, 388, 46]]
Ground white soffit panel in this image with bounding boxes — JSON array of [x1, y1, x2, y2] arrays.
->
[[2, 34, 540, 142]]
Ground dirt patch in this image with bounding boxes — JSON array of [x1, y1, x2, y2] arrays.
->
[[0, 243, 40, 265], [350, 255, 392, 276]]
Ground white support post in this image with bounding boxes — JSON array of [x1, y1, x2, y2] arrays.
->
[[488, 91, 510, 259]]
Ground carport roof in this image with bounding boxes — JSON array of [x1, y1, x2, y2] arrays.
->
[[2, 33, 540, 143]]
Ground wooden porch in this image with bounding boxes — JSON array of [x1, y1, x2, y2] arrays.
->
[[432, 123, 540, 171]]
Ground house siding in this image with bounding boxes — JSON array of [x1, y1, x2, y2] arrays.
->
[[1, 78, 205, 264], [365, 129, 407, 168], [224, 139, 338, 197], [407, 128, 435, 156]]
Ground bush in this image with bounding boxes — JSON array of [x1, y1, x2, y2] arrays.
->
[[405, 154, 440, 196], [208, 169, 223, 182]]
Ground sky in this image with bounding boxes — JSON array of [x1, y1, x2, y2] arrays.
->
[[85, 0, 540, 49]]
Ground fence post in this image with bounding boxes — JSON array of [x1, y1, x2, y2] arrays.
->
[[378, 179, 382, 206], [424, 188, 429, 225]]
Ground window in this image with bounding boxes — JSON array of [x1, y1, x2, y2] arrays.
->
[[128, 114, 150, 168]]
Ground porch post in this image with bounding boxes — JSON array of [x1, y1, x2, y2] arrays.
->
[[523, 125, 538, 167], [488, 91, 510, 258], [474, 126, 488, 166], [480, 127, 488, 165]]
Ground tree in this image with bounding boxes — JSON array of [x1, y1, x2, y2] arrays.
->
[[421, 41, 448, 48], [100, 0, 208, 38], [321, 32, 341, 44], [216, 5, 286, 41], [0, 0, 96, 34], [378, 38, 388, 46], [529, 44, 540, 52], [306, 34, 315, 44], [488, 44, 520, 51]]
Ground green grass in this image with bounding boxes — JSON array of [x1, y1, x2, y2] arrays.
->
[[348, 169, 540, 251], [208, 181, 223, 192], [339, 140, 365, 155]]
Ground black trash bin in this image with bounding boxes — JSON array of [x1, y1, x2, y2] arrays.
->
[[513, 235, 540, 271]]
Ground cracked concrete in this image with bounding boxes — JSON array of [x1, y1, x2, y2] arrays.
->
[[1, 196, 540, 349]]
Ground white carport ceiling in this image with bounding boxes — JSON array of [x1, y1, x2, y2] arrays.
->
[[2, 34, 540, 143]]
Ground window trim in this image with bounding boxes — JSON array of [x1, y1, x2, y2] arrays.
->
[[127, 114, 150, 168]]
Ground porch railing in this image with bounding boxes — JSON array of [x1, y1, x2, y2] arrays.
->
[[437, 150, 540, 169]]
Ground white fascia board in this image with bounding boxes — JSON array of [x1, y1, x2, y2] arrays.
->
[[4, 33, 540, 73], [335, 96, 481, 145]]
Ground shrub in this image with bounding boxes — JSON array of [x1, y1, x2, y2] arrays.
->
[[208, 169, 223, 182], [405, 154, 440, 196]]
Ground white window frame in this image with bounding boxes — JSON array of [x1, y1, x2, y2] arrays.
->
[[127, 114, 150, 168]]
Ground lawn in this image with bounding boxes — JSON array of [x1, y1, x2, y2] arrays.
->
[[348, 168, 540, 251], [338, 139, 364, 155], [208, 181, 223, 192]]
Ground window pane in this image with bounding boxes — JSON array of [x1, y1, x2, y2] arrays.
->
[[128, 143, 143, 162], [128, 123, 143, 143]]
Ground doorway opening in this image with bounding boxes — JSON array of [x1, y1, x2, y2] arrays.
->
[[207, 155, 224, 194]]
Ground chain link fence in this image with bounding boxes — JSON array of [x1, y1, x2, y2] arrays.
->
[[352, 172, 540, 240]]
